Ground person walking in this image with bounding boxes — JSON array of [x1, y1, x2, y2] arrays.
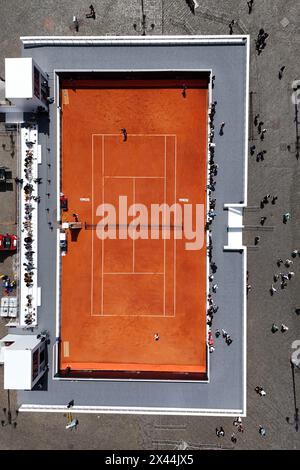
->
[[237, 424, 244, 433], [260, 216, 267, 225], [66, 418, 79, 430], [211, 262, 217, 273], [233, 416, 242, 427], [90, 4, 96, 19], [256, 151, 266, 162], [255, 386, 266, 396]]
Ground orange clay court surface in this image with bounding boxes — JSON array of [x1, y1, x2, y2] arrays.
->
[[60, 77, 208, 378]]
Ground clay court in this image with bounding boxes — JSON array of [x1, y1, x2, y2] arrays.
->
[[59, 75, 209, 379]]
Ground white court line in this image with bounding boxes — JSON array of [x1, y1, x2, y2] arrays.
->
[[92, 133, 177, 137], [103, 272, 164, 275], [104, 176, 166, 179], [165, 135, 177, 318], [94, 314, 170, 317], [101, 135, 105, 316], [132, 178, 135, 273], [163, 136, 167, 316], [174, 136, 177, 318], [91, 135, 94, 317]]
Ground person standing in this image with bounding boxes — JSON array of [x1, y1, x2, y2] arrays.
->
[[283, 212, 291, 223], [254, 114, 260, 126], [260, 216, 267, 225], [229, 20, 235, 34], [73, 16, 79, 32], [270, 284, 277, 294]]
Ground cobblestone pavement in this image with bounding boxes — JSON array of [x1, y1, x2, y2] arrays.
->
[[0, 0, 299, 450]]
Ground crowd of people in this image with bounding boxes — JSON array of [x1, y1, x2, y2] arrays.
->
[[255, 29, 269, 55], [18, 132, 39, 326], [206, 101, 236, 354]]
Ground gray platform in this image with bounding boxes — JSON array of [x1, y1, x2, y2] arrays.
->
[[14, 36, 248, 415]]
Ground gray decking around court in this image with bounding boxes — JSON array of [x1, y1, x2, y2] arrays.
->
[[14, 37, 247, 415]]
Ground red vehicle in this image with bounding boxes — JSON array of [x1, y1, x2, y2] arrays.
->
[[0, 234, 17, 251]]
